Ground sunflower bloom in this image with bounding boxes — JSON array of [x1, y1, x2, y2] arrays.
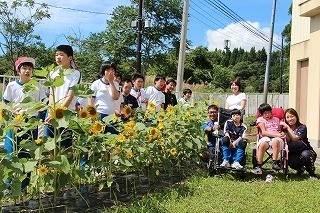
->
[[115, 146, 122, 154], [147, 102, 156, 111], [158, 121, 165, 130], [0, 108, 3, 121], [185, 111, 191, 119], [150, 127, 159, 137], [166, 105, 175, 116], [145, 111, 150, 119], [117, 133, 126, 142], [126, 150, 133, 159], [212, 100, 220, 107], [86, 106, 98, 119], [124, 120, 136, 130], [112, 115, 119, 123], [13, 114, 24, 122], [90, 121, 105, 134], [170, 148, 177, 156], [35, 138, 42, 145], [157, 114, 164, 122], [146, 134, 153, 142], [49, 105, 67, 119], [78, 108, 89, 119], [38, 164, 49, 176], [122, 105, 132, 118]]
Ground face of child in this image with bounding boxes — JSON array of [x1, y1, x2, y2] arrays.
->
[[231, 83, 239, 94], [18, 64, 33, 83], [122, 82, 132, 95], [208, 108, 218, 121], [231, 113, 241, 123], [285, 112, 297, 126], [262, 111, 272, 120], [55, 51, 72, 69], [155, 79, 165, 90], [133, 78, 144, 90], [184, 92, 192, 100]]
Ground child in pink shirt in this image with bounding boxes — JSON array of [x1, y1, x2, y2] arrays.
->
[[252, 103, 286, 175]]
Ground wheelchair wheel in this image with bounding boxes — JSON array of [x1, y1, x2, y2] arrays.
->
[[252, 148, 257, 168], [281, 149, 289, 178]]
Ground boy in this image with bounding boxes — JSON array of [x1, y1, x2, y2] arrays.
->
[[121, 79, 139, 110], [145, 75, 166, 111], [130, 73, 149, 110], [3, 56, 46, 188], [163, 78, 177, 109], [252, 103, 286, 175], [45, 45, 82, 148], [219, 109, 247, 170], [178, 88, 192, 104]]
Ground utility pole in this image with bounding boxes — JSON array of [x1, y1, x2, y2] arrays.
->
[[280, 34, 284, 94], [137, 0, 143, 74], [262, 0, 277, 103], [176, 0, 189, 95]]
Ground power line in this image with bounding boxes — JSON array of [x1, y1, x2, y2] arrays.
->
[[33, 2, 111, 15], [190, 1, 268, 49]]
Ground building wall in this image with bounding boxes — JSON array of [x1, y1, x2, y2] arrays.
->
[[290, 0, 320, 146]]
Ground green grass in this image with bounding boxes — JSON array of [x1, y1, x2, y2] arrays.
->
[[109, 167, 320, 213]]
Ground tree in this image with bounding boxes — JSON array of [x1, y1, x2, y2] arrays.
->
[[84, 0, 183, 76], [0, 0, 50, 75]]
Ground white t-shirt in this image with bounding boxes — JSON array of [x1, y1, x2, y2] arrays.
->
[[50, 69, 82, 110], [91, 78, 120, 115], [3, 80, 47, 115], [130, 88, 149, 110], [226, 92, 246, 110], [145, 86, 165, 111]]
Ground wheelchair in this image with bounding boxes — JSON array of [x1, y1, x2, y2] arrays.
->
[[200, 108, 247, 176], [251, 107, 289, 177]]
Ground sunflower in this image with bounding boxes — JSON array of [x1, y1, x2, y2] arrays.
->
[[124, 120, 136, 130], [114, 146, 122, 154], [86, 106, 98, 119], [170, 148, 177, 156], [144, 111, 151, 119], [146, 134, 153, 142], [157, 114, 164, 122], [150, 127, 159, 137], [13, 114, 24, 122], [147, 102, 156, 111], [90, 121, 105, 134], [185, 111, 191, 119], [0, 108, 3, 121], [122, 105, 132, 118], [38, 164, 49, 176], [126, 150, 133, 159], [78, 108, 89, 119], [157, 121, 165, 130], [166, 105, 175, 116], [35, 138, 42, 145], [117, 133, 126, 142], [212, 100, 220, 107], [49, 105, 67, 119]]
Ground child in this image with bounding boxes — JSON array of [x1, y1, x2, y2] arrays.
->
[[219, 109, 247, 170], [3, 56, 46, 188], [130, 73, 149, 110], [88, 61, 120, 133], [145, 75, 166, 111], [178, 88, 192, 104], [252, 103, 286, 175], [163, 78, 177, 109], [45, 45, 82, 148]]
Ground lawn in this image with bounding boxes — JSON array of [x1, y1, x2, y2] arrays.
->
[[110, 168, 320, 213]]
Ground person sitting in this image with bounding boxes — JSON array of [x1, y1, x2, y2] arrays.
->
[[281, 108, 317, 179], [252, 103, 286, 175], [219, 109, 247, 170]]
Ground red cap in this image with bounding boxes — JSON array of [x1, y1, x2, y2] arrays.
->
[[15, 57, 35, 71]]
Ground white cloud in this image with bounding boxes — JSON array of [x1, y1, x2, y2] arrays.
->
[[206, 21, 282, 51]]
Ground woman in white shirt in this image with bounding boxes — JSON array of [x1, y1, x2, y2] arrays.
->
[[225, 77, 246, 116]]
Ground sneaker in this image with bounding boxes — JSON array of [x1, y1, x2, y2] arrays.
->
[[220, 160, 230, 168], [272, 162, 281, 171], [252, 166, 262, 175], [297, 166, 306, 176], [231, 161, 243, 170]]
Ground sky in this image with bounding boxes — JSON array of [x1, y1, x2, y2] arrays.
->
[[9, 0, 292, 52]]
